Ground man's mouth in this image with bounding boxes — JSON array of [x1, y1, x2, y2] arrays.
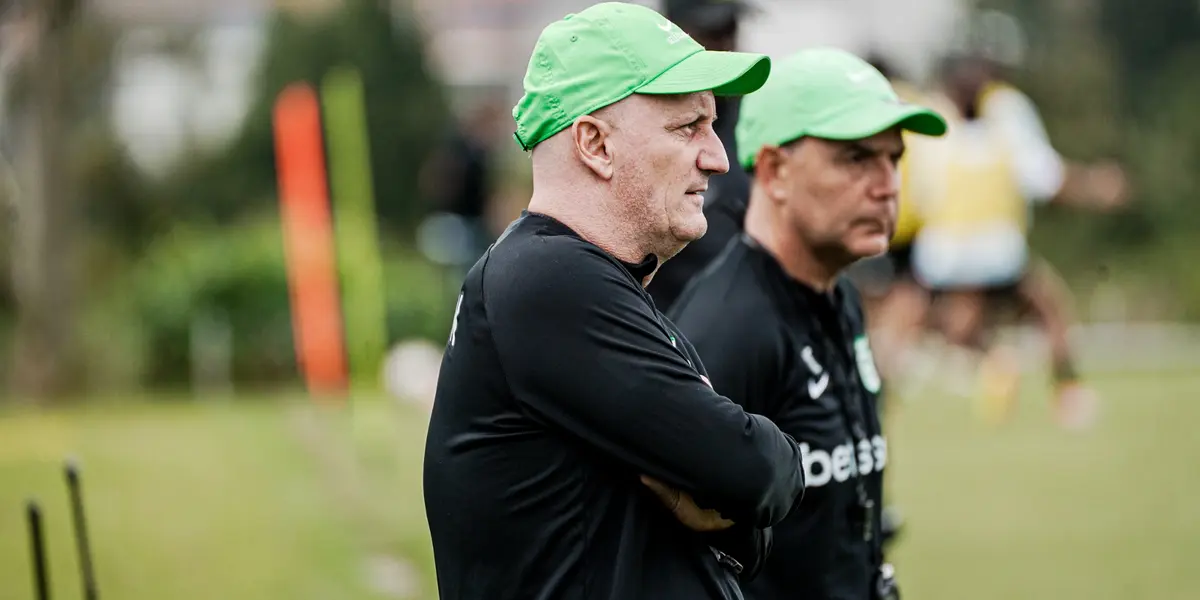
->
[[856, 215, 892, 232]]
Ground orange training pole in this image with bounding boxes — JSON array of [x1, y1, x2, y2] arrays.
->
[[272, 82, 349, 400]]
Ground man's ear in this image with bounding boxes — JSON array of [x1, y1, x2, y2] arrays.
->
[[571, 115, 614, 180], [754, 145, 790, 205]]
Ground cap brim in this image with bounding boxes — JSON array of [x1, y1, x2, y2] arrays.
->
[[636, 50, 771, 97], [810, 101, 948, 140]]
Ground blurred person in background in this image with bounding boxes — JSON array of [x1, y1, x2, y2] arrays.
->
[[418, 95, 508, 269], [904, 14, 1129, 429], [671, 48, 947, 600], [647, 0, 756, 311], [423, 4, 806, 598]]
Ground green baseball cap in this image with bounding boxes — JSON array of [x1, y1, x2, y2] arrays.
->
[[736, 47, 948, 169], [512, 2, 771, 151]]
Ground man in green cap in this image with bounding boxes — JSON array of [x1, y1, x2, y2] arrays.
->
[[423, 3, 806, 599], [670, 47, 948, 600]]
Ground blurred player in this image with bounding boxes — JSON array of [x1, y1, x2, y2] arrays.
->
[[906, 15, 1128, 429]]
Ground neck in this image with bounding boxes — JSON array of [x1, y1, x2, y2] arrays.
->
[[528, 184, 658, 286], [743, 188, 841, 292]]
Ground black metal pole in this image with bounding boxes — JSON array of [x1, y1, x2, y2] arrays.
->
[[26, 499, 50, 600], [64, 460, 98, 600]]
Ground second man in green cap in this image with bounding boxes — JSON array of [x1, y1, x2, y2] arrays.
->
[[671, 47, 947, 600]]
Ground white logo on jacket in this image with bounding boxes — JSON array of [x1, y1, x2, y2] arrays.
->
[[800, 436, 887, 488]]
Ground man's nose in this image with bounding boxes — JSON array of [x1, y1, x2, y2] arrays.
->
[[873, 161, 900, 200], [698, 130, 730, 175]]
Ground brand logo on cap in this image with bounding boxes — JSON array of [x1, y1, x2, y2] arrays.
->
[[847, 69, 874, 83], [657, 20, 688, 45]]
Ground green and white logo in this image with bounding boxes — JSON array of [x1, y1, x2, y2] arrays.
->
[[854, 335, 882, 393]]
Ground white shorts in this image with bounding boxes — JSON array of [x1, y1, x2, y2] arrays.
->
[[911, 224, 1028, 290]]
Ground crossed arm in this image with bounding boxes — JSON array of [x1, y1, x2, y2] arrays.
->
[[486, 239, 806, 535]]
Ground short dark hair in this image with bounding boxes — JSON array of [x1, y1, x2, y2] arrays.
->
[[864, 52, 896, 80], [665, 0, 751, 33]]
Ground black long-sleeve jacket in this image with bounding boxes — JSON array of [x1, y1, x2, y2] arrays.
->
[[423, 212, 806, 600]]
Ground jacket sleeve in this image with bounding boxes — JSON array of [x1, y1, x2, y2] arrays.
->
[[486, 239, 805, 528], [669, 289, 799, 575]]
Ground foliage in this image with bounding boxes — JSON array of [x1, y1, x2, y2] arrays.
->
[[980, 0, 1200, 321], [82, 211, 457, 391], [153, 0, 449, 236], [41, 0, 454, 392], [7, 0, 1200, 396]]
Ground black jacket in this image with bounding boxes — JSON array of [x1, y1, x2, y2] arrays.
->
[[670, 236, 888, 600], [423, 212, 806, 600]]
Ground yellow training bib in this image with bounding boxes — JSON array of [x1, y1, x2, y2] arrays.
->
[[908, 83, 1027, 235], [889, 80, 928, 247]]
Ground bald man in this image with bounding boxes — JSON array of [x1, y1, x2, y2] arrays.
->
[[422, 4, 806, 599]]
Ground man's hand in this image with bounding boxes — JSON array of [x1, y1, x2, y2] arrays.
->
[[1061, 160, 1130, 211], [1082, 161, 1130, 211], [640, 475, 735, 532]]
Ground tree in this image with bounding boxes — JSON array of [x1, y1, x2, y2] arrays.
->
[[7, 0, 92, 400], [92, 0, 454, 389], [158, 0, 450, 235]]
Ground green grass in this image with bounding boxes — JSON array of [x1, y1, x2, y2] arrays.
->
[[887, 371, 1200, 599], [2, 372, 1199, 599], [0, 396, 436, 600]]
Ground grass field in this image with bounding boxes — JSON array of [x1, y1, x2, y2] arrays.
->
[[2, 371, 1199, 599]]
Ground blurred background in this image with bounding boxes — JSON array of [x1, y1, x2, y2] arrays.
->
[[1, 0, 1198, 598]]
